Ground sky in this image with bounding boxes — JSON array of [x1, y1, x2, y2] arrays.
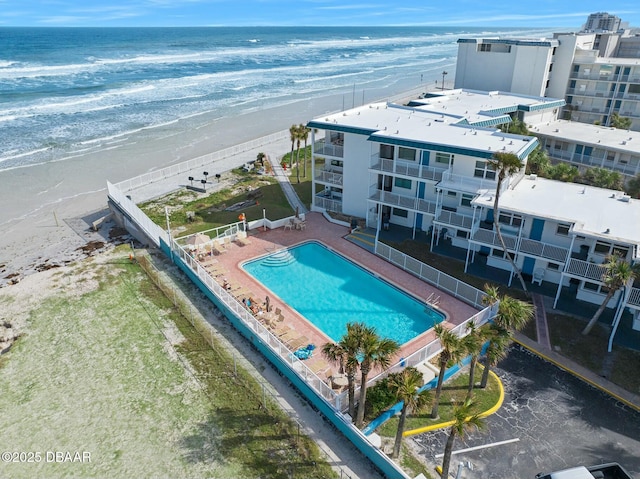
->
[[0, 0, 639, 28]]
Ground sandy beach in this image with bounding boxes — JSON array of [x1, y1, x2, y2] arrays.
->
[[0, 77, 435, 288]]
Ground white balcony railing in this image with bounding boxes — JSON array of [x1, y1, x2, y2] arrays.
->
[[566, 258, 607, 282], [314, 168, 343, 186], [313, 139, 344, 158], [370, 157, 444, 182], [519, 238, 569, 263], [315, 195, 342, 212], [435, 210, 474, 230], [440, 168, 498, 193], [470, 228, 518, 250], [369, 190, 437, 215], [628, 287, 640, 307]]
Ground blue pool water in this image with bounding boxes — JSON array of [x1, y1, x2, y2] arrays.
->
[[242, 242, 444, 344]]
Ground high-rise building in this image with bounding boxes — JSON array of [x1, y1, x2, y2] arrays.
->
[[454, 13, 640, 131], [583, 12, 623, 33]]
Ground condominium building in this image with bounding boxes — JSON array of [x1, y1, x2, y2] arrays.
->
[[454, 13, 640, 131], [583, 12, 623, 33], [531, 120, 640, 177], [307, 89, 640, 328]]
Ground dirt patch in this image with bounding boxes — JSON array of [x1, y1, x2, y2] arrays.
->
[[76, 240, 106, 255]]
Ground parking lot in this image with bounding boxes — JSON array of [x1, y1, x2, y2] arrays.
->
[[411, 346, 640, 478]]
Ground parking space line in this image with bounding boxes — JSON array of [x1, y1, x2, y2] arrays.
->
[[435, 438, 520, 458]]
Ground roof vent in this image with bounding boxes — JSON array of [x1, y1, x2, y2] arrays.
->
[[605, 228, 610, 234], [509, 141, 514, 145], [529, 174, 538, 180], [621, 194, 631, 202]]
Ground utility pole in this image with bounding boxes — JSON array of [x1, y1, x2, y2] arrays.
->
[[441, 71, 448, 91]]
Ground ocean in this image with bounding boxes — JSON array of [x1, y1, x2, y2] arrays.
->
[[0, 26, 553, 173]]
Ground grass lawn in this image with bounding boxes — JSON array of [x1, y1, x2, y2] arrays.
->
[[139, 169, 294, 236], [0, 248, 336, 479], [376, 368, 501, 438]]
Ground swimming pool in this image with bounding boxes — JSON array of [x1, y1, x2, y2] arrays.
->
[[242, 242, 444, 345]]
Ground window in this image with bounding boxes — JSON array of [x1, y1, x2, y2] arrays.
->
[[456, 230, 469, 239], [498, 213, 522, 227], [392, 208, 408, 218], [394, 177, 412, 189], [330, 159, 343, 167], [592, 242, 628, 257], [594, 241, 610, 254], [583, 282, 600, 291], [478, 43, 492, 52], [380, 144, 394, 160], [460, 194, 474, 207], [548, 263, 560, 271], [474, 160, 496, 180], [398, 147, 416, 161], [435, 152, 454, 166], [556, 223, 570, 236], [447, 190, 457, 197]]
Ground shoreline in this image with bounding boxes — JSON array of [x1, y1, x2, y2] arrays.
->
[[0, 73, 446, 287]]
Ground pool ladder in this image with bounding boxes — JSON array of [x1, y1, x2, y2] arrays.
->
[[425, 293, 440, 308]]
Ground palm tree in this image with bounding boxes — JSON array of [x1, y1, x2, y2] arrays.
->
[[295, 124, 303, 183], [462, 321, 484, 398], [355, 326, 400, 428], [321, 322, 364, 418], [479, 324, 510, 388], [431, 323, 463, 419], [288, 124, 298, 169], [487, 151, 528, 293], [387, 367, 431, 459], [494, 295, 534, 332], [440, 399, 485, 479], [299, 123, 310, 179], [479, 288, 532, 388], [582, 255, 638, 335]]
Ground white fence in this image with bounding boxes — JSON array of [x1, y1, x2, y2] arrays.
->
[[375, 241, 488, 309], [114, 130, 289, 193], [107, 181, 168, 246], [172, 240, 342, 410]]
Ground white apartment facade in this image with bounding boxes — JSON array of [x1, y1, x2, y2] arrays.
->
[[531, 120, 640, 177], [455, 27, 640, 131], [307, 90, 640, 327]]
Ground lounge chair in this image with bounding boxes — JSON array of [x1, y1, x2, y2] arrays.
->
[[287, 336, 310, 351], [532, 268, 545, 285], [235, 235, 251, 246]]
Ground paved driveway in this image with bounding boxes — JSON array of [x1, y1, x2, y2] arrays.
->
[[411, 346, 640, 478]]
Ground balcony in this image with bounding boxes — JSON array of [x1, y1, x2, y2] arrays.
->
[[470, 228, 518, 250], [628, 287, 640, 308], [434, 210, 474, 230], [313, 139, 344, 158], [369, 190, 437, 215], [314, 168, 343, 186], [315, 195, 342, 213], [519, 238, 569, 263], [566, 258, 606, 282], [370, 157, 444, 182], [439, 169, 498, 194]]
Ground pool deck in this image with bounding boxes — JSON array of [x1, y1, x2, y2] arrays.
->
[[197, 212, 477, 379]]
